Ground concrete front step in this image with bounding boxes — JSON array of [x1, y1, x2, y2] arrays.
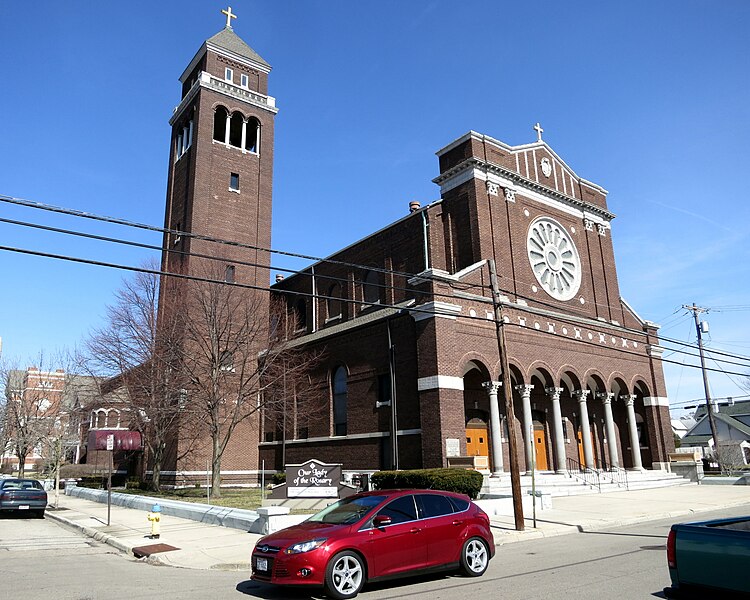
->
[[480, 470, 692, 498]]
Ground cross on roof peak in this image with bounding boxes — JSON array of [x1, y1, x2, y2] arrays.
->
[[533, 122, 544, 143], [221, 6, 237, 29]]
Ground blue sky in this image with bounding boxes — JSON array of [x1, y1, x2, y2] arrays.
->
[[1, 1, 748, 414]]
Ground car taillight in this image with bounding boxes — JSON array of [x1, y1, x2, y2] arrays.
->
[[667, 529, 676, 569]]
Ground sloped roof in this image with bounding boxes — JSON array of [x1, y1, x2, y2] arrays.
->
[[206, 27, 270, 69], [695, 398, 750, 420]]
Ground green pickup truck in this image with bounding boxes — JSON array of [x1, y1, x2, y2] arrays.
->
[[665, 516, 750, 598]]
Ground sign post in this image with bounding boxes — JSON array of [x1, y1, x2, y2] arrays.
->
[[106, 434, 114, 526]]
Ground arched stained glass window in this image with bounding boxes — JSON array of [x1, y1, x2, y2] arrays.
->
[[333, 366, 347, 436]]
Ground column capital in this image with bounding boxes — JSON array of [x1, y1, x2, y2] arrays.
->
[[596, 391, 616, 404], [482, 380, 501, 395], [514, 383, 534, 396], [545, 387, 563, 399], [573, 389, 590, 402], [620, 394, 636, 406]]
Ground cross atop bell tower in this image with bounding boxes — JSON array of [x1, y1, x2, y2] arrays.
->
[[221, 6, 237, 29]]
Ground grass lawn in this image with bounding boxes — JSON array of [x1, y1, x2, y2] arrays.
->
[[117, 486, 265, 511]]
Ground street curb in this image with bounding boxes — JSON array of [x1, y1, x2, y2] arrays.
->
[[45, 510, 135, 556]]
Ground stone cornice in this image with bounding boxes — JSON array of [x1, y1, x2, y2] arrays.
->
[[170, 71, 278, 125], [433, 157, 615, 221]]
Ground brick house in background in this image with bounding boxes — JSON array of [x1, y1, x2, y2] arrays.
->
[[157, 12, 673, 484]]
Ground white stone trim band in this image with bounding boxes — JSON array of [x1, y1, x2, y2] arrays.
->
[[418, 375, 464, 391], [643, 396, 669, 407]]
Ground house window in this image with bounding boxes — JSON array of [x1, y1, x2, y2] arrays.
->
[[295, 298, 307, 331], [219, 351, 234, 372], [333, 366, 347, 436], [225, 265, 235, 283], [377, 373, 391, 407], [229, 113, 244, 147], [240, 73, 248, 88], [175, 119, 193, 160], [225, 67, 233, 82], [229, 172, 240, 191], [245, 117, 259, 153], [362, 270, 380, 305], [213, 106, 228, 142], [326, 283, 342, 320]]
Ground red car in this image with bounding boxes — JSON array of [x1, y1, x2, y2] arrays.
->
[[251, 489, 494, 599]]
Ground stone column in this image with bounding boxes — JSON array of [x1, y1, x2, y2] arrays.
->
[[241, 118, 247, 151], [573, 390, 595, 469], [598, 392, 619, 468], [546, 387, 566, 473], [482, 381, 503, 476], [515, 384, 535, 472], [622, 394, 643, 470], [224, 113, 231, 145]]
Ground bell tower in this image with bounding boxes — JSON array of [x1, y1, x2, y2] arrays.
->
[[162, 6, 277, 287], [158, 8, 277, 487]]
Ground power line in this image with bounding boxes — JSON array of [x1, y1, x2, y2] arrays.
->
[[4, 193, 750, 375], [6, 241, 750, 383]]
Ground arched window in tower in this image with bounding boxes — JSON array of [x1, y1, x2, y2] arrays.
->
[[362, 270, 380, 305], [213, 106, 228, 143], [326, 283, 342, 320], [295, 297, 307, 331], [175, 119, 193, 160], [245, 117, 260, 153], [332, 366, 348, 436], [229, 112, 244, 148]]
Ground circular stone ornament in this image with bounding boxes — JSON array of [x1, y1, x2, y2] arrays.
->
[[527, 217, 582, 301], [540, 157, 552, 177]]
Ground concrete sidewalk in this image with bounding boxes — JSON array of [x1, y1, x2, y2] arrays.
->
[[45, 484, 750, 571]]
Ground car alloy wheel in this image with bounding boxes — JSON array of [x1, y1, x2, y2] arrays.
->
[[325, 550, 365, 599], [460, 537, 489, 576]]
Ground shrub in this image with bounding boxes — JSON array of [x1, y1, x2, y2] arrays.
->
[[271, 472, 286, 485], [371, 468, 483, 499]]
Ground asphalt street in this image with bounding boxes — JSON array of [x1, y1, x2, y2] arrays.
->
[[4, 504, 749, 599]]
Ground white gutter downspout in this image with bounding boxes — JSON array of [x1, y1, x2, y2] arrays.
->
[[422, 211, 430, 271]]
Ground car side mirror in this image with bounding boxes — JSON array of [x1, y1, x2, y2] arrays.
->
[[373, 515, 392, 528]]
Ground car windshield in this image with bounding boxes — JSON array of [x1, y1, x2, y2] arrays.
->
[[1, 479, 43, 490], [307, 495, 387, 525]]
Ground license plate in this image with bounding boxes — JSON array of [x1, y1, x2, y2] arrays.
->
[[19, 505, 29, 510], [256, 557, 268, 572]]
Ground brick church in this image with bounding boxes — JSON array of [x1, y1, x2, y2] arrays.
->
[[159, 11, 674, 485]]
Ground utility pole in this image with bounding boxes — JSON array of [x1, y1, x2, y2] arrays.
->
[[488, 260, 524, 531], [684, 303, 721, 468]]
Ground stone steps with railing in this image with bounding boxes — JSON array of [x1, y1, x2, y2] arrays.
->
[[480, 468, 692, 499]]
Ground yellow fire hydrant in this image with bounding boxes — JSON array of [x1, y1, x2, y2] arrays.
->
[[147, 503, 161, 539]]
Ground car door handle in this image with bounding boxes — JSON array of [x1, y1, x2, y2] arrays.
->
[[410, 527, 421, 534], [452, 520, 464, 526]]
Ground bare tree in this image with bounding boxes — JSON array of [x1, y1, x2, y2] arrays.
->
[[83, 262, 191, 491], [177, 269, 320, 497], [0, 395, 9, 472]]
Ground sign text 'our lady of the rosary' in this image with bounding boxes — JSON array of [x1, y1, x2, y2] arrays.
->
[[286, 459, 341, 498]]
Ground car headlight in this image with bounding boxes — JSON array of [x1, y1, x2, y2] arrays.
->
[[285, 538, 327, 554]]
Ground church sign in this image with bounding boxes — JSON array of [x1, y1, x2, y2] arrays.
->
[[286, 459, 341, 498]]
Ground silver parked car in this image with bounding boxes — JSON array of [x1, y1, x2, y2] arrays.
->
[[0, 478, 48, 518]]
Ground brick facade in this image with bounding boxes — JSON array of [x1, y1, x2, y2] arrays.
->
[[263, 131, 674, 474], [160, 26, 673, 484]]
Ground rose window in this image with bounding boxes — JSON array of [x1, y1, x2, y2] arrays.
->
[[527, 217, 581, 301]]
